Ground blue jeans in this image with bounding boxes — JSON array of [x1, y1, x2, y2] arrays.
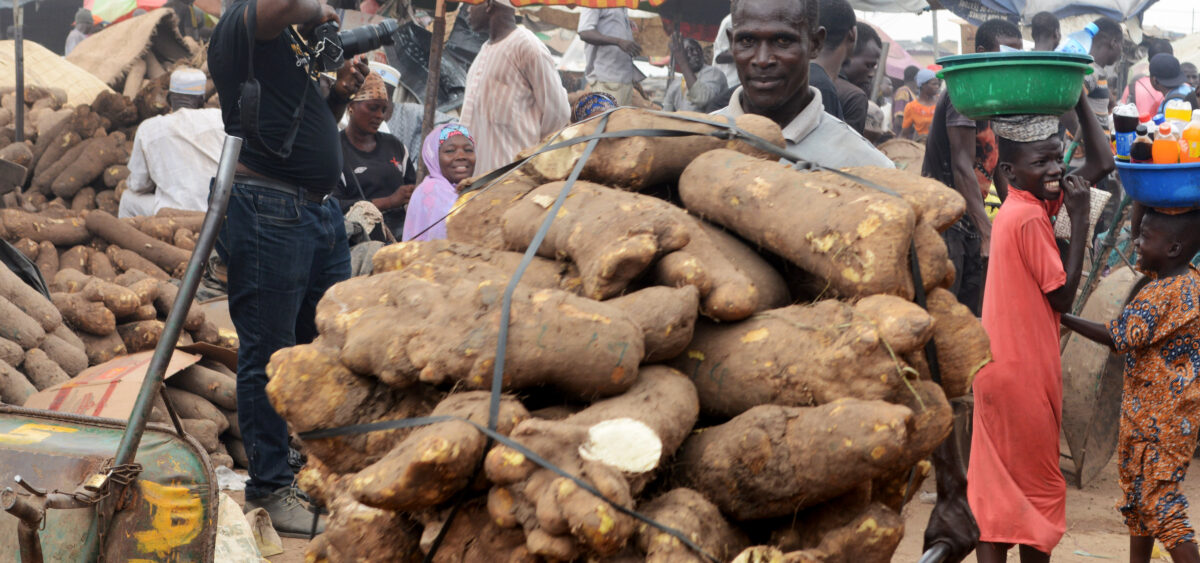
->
[[216, 183, 350, 500]]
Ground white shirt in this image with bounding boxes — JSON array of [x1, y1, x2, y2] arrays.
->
[[711, 15, 739, 88], [577, 8, 641, 85], [119, 108, 225, 217], [716, 87, 894, 169]]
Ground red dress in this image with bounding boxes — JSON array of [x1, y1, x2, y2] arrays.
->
[[967, 187, 1067, 554]]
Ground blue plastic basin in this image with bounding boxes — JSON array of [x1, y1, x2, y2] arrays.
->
[[1115, 161, 1200, 208]]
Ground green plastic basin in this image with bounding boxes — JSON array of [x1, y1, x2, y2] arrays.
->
[[936, 52, 1094, 120]]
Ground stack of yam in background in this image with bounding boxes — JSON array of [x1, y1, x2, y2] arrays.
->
[[264, 108, 994, 562]]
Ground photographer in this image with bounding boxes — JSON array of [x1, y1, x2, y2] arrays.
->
[[208, 0, 369, 536]]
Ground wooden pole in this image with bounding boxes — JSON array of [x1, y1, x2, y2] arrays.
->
[[13, 2, 23, 143], [418, 0, 446, 181], [869, 41, 890, 101]]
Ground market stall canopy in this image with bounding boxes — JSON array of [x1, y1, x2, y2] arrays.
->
[[0, 40, 114, 106], [938, 0, 1159, 25], [848, 0, 930, 12], [85, 0, 169, 24], [456, 0, 726, 41], [871, 24, 923, 81], [526, 6, 672, 57]]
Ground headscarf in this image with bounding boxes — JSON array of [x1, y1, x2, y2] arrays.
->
[[572, 91, 617, 123], [352, 71, 389, 103], [916, 69, 937, 89], [991, 114, 1059, 143], [403, 123, 475, 242]]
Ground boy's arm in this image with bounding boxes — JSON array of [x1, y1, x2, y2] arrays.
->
[[1061, 314, 1117, 350], [1046, 176, 1092, 313], [1070, 90, 1117, 185]]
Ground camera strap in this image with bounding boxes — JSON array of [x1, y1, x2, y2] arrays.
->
[[238, 0, 310, 160]]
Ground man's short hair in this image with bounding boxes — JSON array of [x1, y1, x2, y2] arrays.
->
[[1147, 38, 1173, 59], [1031, 11, 1059, 41], [854, 22, 881, 54], [730, 0, 819, 34], [818, 0, 856, 49], [1092, 17, 1122, 42], [903, 65, 920, 81], [976, 19, 1021, 52]]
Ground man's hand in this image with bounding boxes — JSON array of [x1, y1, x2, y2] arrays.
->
[[373, 184, 415, 210], [332, 57, 369, 103], [298, 3, 338, 38], [617, 39, 642, 57], [1062, 175, 1091, 221]]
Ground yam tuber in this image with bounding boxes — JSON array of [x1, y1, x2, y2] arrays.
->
[[180, 418, 220, 453], [51, 292, 115, 336], [78, 331, 126, 365], [349, 391, 530, 512], [0, 209, 90, 246], [519, 108, 785, 191], [446, 172, 540, 250], [372, 239, 580, 294], [86, 211, 191, 277], [484, 367, 699, 559], [116, 320, 164, 352], [304, 494, 425, 563], [501, 181, 690, 300], [71, 187, 96, 212], [634, 488, 749, 563], [107, 247, 170, 280], [317, 272, 643, 398], [0, 141, 32, 169], [917, 288, 992, 399], [103, 165, 130, 189], [21, 348, 69, 390], [168, 363, 236, 410], [671, 295, 933, 418], [59, 245, 90, 273], [38, 334, 87, 377], [0, 338, 21, 367], [95, 190, 119, 216], [11, 238, 37, 260], [679, 149, 953, 300], [0, 295, 45, 349], [0, 360, 35, 405], [163, 387, 229, 433], [34, 241, 57, 281], [605, 285, 698, 363], [651, 214, 764, 320], [674, 399, 918, 520], [417, 498, 534, 563]]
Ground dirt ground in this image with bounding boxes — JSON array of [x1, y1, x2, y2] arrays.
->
[[234, 448, 1181, 562]]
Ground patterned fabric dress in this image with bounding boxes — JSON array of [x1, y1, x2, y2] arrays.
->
[[1109, 266, 1200, 548]]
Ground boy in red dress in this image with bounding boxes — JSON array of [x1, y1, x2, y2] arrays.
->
[[1063, 208, 1200, 563]]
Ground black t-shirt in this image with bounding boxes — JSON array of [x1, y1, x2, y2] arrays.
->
[[835, 77, 868, 134], [208, 0, 341, 192], [334, 131, 417, 238], [922, 92, 998, 231], [809, 63, 843, 119]]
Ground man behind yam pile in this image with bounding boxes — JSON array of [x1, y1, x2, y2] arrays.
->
[[715, 0, 893, 169]]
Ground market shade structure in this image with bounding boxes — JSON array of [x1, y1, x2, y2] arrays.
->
[[870, 24, 923, 81], [84, 0, 168, 23], [938, 0, 1159, 24], [455, 0, 727, 41]]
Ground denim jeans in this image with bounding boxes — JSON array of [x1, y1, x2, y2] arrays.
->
[[216, 183, 350, 500], [943, 217, 985, 317]]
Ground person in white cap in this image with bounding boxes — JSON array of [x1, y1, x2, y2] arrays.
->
[[462, 0, 569, 174], [118, 67, 226, 217]]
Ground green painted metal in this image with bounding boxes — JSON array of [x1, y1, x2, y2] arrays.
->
[[0, 406, 217, 562]]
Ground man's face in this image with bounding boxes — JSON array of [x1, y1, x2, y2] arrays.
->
[[730, 0, 822, 117], [843, 40, 881, 91], [684, 40, 705, 73], [1091, 34, 1122, 67], [1184, 64, 1199, 90], [468, 2, 490, 34]]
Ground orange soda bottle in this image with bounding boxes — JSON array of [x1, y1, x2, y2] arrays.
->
[[1153, 122, 1181, 164], [1182, 110, 1200, 163]]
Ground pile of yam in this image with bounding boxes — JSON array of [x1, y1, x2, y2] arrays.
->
[[265, 108, 994, 562]]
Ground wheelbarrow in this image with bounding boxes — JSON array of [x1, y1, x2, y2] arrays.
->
[[0, 136, 243, 562]]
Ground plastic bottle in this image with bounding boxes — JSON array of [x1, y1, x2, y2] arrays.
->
[[1131, 124, 1154, 163], [1113, 103, 1139, 161], [1165, 98, 1193, 126], [1153, 122, 1181, 164], [1057, 22, 1099, 55], [1183, 110, 1200, 163]]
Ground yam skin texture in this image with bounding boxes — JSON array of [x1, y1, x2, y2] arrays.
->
[[95, 190, 119, 216], [71, 187, 97, 211], [670, 295, 933, 418], [920, 288, 992, 399], [634, 488, 750, 563], [418, 498, 536, 563], [22, 348, 69, 390], [304, 494, 424, 563], [226, 438, 249, 469], [843, 166, 965, 233], [266, 344, 443, 474], [116, 320, 165, 352], [51, 133, 127, 199], [78, 330, 126, 365], [162, 387, 229, 433], [50, 324, 84, 351], [31, 112, 79, 172], [0, 338, 21, 366], [12, 238, 38, 259], [86, 211, 191, 278], [296, 456, 345, 509], [0, 360, 35, 405], [372, 239, 581, 294], [0, 142, 32, 168], [173, 229, 196, 251], [33, 135, 95, 194], [519, 108, 785, 191], [651, 214, 763, 321], [59, 245, 90, 273], [38, 334, 87, 377], [86, 250, 117, 281], [349, 391, 530, 512], [484, 367, 699, 559], [316, 272, 643, 399], [502, 181, 691, 300], [605, 285, 699, 363], [180, 418, 220, 453], [0, 209, 90, 246], [167, 364, 236, 411], [105, 247, 171, 280], [871, 381, 951, 511], [0, 295, 46, 349], [679, 149, 952, 300], [34, 241, 58, 281], [739, 504, 904, 563], [446, 171, 540, 250], [103, 165, 130, 189], [52, 292, 115, 335], [154, 281, 205, 331], [674, 398, 917, 520], [699, 221, 791, 310]]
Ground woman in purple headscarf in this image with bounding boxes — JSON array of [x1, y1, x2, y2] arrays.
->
[[402, 123, 476, 242]]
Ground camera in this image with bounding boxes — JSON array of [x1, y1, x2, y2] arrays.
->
[[310, 19, 399, 72]]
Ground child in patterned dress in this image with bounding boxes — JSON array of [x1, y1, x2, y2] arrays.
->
[[1062, 207, 1200, 563]]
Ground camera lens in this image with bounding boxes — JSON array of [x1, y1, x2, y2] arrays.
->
[[338, 19, 400, 60]]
